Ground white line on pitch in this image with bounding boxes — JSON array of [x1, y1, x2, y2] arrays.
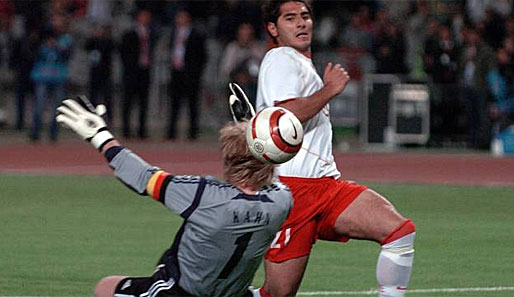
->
[[2, 287, 514, 297], [297, 286, 514, 295]]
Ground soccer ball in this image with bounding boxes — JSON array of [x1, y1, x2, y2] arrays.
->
[[246, 107, 303, 164]]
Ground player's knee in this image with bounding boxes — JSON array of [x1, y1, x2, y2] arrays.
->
[[380, 220, 416, 266], [94, 276, 122, 297], [93, 277, 110, 297], [381, 219, 416, 246]]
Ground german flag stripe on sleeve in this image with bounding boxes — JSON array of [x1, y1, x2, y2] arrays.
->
[[147, 170, 172, 201]]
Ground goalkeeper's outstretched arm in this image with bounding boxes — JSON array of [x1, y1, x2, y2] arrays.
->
[[56, 98, 170, 201], [102, 143, 161, 197]]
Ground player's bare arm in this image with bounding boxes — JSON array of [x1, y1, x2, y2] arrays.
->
[[277, 62, 350, 123], [263, 1, 349, 123]]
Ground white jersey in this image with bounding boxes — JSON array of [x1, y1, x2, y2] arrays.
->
[[256, 47, 340, 179]]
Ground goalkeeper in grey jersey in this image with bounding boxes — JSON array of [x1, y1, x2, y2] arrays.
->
[[55, 98, 293, 297]]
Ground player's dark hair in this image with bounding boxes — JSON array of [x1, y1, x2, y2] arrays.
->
[[262, 0, 313, 44], [219, 122, 274, 190]]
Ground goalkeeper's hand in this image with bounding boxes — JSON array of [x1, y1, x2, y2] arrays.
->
[[228, 82, 255, 123], [56, 98, 114, 150]]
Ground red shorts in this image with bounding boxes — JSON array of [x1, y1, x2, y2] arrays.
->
[[265, 176, 367, 263]]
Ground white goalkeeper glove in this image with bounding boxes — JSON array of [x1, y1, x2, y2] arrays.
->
[[56, 98, 114, 150], [228, 82, 255, 123]]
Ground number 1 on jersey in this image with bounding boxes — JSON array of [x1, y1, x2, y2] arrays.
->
[[218, 232, 253, 279]]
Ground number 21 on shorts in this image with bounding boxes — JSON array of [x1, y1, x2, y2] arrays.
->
[[270, 228, 291, 249]]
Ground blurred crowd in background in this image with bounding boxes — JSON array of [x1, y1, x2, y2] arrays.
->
[[0, 0, 513, 149]]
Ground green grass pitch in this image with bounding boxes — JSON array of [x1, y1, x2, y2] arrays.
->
[[1, 175, 513, 296]]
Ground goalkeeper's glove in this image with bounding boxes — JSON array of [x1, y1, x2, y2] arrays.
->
[[228, 82, 255, 123], [56, 98, 114, 150]]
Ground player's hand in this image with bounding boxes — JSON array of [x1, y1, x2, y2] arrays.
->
[[322, 62, 350, 98], [56, 98, 114, 150], [228, 82, 255, 123]]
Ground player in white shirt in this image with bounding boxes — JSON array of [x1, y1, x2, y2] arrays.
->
[[254, 1, 416, 297], [257, 46, 339, 179]]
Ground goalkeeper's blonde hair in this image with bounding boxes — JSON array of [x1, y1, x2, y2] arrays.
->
[[219, 122, 274, 190]]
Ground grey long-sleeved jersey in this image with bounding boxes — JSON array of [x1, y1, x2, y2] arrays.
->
[[107, 147, 293, 297]]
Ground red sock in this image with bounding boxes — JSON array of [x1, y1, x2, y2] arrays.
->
[[259, 287, 270, 297], [381, 219, 416, 245]]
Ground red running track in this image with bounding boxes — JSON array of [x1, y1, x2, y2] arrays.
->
[[1, 141, 514, 187]]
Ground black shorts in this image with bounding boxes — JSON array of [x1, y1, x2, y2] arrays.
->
[[114, 264, 192, 297]]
